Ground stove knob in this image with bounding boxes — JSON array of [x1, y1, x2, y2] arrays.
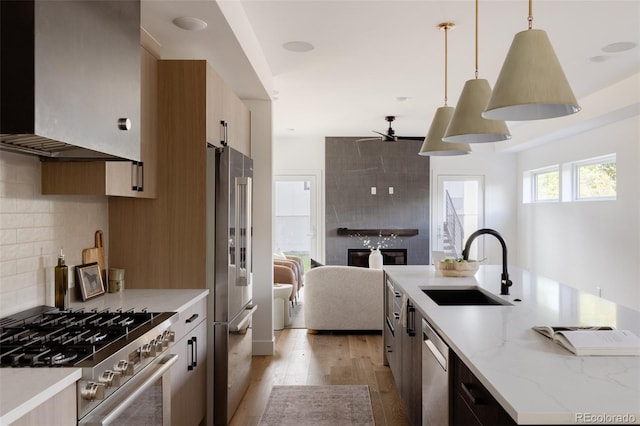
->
[[157, 334, 169, 348], [152, 338, 163, 353], [99, 370, 121, 387], [114, 360, 134, 376], [164, 330, 175, 343], [141, 343, 156, 358], [81, 382, 105, 401]]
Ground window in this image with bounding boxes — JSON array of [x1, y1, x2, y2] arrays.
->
[[532, 167, 560, 202], [523, 154, 617, 204], [573, 155, 616, 200]]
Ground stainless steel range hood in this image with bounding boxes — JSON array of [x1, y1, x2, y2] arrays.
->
[[1, 0, 141, 161]]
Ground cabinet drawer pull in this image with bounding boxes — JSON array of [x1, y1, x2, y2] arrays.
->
[[406, 303, 416, 336], [192, 336, 197, 367], [460, 382, 483, 406], [187, 338, 194, 371], [137, 161, 144, 192], [186, 313, 199, 323], [220, 120, 228, 146]]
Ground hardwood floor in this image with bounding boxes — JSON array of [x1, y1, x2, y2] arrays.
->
[[229, 328, 409, 425]]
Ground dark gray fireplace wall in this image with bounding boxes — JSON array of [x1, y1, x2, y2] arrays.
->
[[325, 137, 430, 265]]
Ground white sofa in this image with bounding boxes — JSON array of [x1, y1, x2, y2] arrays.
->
[[303, 265, 384, 331]]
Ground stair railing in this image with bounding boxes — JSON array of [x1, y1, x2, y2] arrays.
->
[[444, 190, 464, 257]]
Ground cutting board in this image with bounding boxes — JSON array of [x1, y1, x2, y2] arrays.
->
[[82, 230, 105, 281]]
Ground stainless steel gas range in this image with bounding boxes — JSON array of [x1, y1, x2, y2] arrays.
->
[[0, 305, 178, 425]]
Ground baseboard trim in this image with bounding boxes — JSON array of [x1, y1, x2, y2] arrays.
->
[[253, 337, 275, 355]]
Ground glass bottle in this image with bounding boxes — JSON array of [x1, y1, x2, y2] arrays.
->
[[54, 249, 68, 310]]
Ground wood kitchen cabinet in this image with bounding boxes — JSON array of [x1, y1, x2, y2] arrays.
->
[[109, 60, 251, 289], [41, 44, 158, 198], [400, 298, 422, 425], [452, 352, 516, 426], [171, 297, 207, 426], [383, 274, 422, 424], [10, 383, 76, 426], [384, 275, 402, 382], [222, 83, 251, 154]]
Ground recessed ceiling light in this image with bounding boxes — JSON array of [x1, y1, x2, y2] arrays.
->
[[601, 41, 637, 53], [282, 41, 314, 53], [396, 97, 410, 102], [589, 55, 609, 63], [172, 17, 208, 31]]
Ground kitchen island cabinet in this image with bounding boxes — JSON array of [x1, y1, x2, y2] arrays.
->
[[452, 351, 516, 426], [384, 275, 423, 424], [384, 265, 640, 425]]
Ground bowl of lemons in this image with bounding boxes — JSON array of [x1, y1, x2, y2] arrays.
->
[[438, 258, 480, 277]]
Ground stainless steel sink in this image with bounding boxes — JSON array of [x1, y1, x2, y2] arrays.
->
[[422, 287, 512, 306]]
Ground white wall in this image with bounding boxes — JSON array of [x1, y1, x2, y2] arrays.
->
[[0, 152, 109, 317], [516, 115, 639, 310], [274, 136, 325, 171], [247, 99, 275, 355]]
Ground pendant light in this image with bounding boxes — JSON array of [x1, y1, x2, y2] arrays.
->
[[483, 0, 580, 120], [419, 22, 471, 156], [442, 0, 511, 143]]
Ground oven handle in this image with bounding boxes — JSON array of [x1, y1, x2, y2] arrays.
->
[[80, 354, 178, 426]]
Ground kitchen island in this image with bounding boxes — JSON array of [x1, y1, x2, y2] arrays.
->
[[384, 265, 640, 425], [0, 289, 208, 425]]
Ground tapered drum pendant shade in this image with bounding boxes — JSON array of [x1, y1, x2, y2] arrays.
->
[[419, 106, 471, 156], [442, 78, 511, 143], [483, 29, 580, 121]]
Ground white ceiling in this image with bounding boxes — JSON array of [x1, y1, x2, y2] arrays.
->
[[142, 1, 640, 145]]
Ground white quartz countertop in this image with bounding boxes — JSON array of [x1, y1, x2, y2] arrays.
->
[[68, 288, 209, 313], [0, 368, 82, 425], [0, 289, 208, 425], [384, 265, 640, 425]]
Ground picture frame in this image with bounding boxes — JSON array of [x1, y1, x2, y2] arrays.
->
[[77, 262, 105, 301]]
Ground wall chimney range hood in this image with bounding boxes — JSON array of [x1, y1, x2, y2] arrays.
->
[[0, 0, 141, 161]]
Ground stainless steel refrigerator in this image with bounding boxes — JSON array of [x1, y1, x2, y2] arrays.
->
[[206, 145, 256, 426]]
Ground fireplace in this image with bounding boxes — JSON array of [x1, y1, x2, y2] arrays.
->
[[348, 248, 408, 268]]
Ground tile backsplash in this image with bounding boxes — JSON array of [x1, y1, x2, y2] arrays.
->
[[0, 151, 109, 317]]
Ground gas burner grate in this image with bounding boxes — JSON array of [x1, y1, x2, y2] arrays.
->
[[0, 307, 164, 367]]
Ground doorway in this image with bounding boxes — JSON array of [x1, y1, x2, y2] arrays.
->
[[274, 174, 321, 270], [433, 175, 485, 260], [274, 173, 321, 329]]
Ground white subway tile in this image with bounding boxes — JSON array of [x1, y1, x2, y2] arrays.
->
[[0, 229, 17, 245], [0, 260, 17, 278], [17, 227, 50, 243], [0, 198, 17, 213], [0, 213, 34, 229], [16, 198, 51, 214], [16, 256, 40, 275]]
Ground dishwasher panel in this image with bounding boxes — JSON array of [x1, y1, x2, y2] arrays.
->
[[422, 319, 449, 426]]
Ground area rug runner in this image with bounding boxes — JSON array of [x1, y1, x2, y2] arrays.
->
[[258, 385, 374, 425]]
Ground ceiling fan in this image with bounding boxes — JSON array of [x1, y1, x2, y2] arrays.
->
[[357, 116, 423, 142]]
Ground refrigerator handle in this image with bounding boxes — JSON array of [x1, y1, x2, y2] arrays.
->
[[235, 176, 252, 287], [230, 305, 258, 333]]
